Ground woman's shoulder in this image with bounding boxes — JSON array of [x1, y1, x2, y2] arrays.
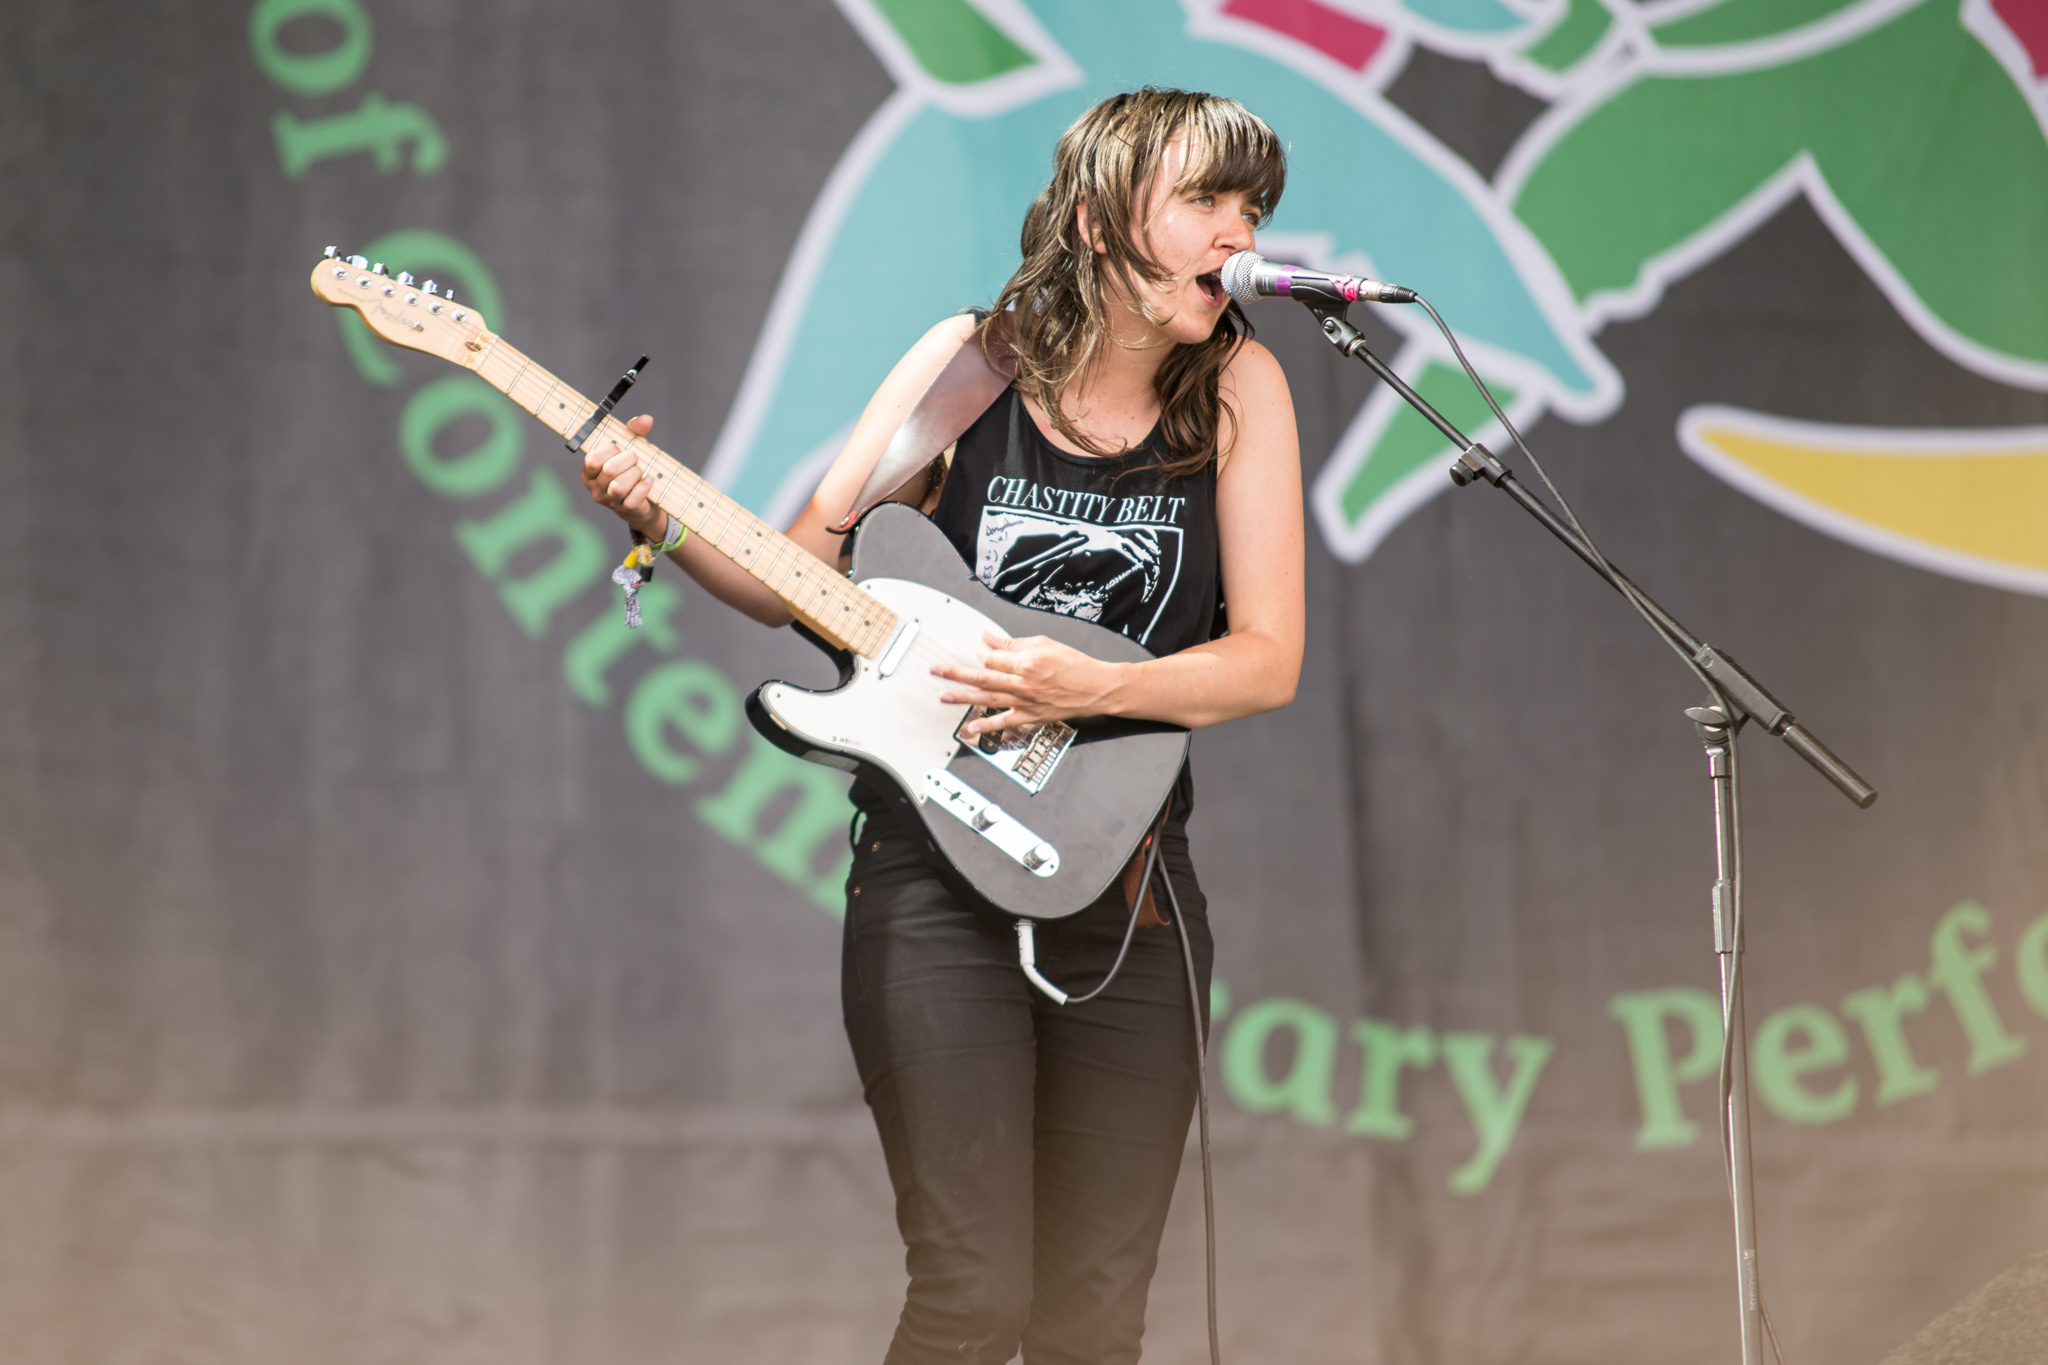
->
[[1219, 334, 1286, 394]]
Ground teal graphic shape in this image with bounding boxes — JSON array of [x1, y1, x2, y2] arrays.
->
[[710, 0, 1611, 523]]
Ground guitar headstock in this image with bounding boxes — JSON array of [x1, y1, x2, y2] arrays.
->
[[307, 246, 492, 366]]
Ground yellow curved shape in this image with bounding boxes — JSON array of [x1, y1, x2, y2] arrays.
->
[[1678, 405, 2048, 594]]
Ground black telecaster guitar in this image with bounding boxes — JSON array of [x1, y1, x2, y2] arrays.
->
[[312, 250, 1186, 918]]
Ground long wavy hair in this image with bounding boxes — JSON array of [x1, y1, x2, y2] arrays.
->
[[983, 88, 1286, 478]]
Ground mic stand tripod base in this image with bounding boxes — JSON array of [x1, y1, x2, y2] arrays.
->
[[1689, 704, 1765, 1365]]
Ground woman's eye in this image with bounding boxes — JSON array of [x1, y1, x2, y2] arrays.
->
[[1192, 194, 1214, 207]]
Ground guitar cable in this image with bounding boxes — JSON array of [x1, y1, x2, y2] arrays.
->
[[1011, 807, 1224, 1365], [1012, 804, 1169, 1007], [1152, 850, 1223, 1365]]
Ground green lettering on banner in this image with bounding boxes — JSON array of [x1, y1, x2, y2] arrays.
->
[[1441, 1033, 1554, 1195], [1753, 1004, 1856, 1125], [1840, 974, 1939, 1106], [565, 582, 683, 706], [2018, 913, 2048, 1019], [248, 0, 371, 95], [398, 376, 523, 497], [273, 93, 448, 180], [1927, 903, 2027, 1074], [625, 660, 740, 785], [1345, 1018, 1434, 1140], [1220, 998, 1339, 1127], [454, 469, 609, 637], [338, 231, 505, 387], [1607, 988, 1722, 1150], [695, 734, 856, 915]]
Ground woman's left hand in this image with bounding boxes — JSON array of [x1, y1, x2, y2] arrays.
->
[[934, 633, 1123, 735]]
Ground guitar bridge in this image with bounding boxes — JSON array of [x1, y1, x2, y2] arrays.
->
[[955, 711, 1075, 795], [923, 770, 1060, 876]]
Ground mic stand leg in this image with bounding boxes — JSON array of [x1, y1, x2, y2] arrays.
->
[[1692, 704, 1765, 1365]]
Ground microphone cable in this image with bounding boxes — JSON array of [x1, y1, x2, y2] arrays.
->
[[1011, 805, 1220, 1364]]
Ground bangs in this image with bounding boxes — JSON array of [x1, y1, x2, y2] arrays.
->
[[1173, 100, 1287, 222]]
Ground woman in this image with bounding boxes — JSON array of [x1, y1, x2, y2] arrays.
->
[[584, 88, 1302, 1364]]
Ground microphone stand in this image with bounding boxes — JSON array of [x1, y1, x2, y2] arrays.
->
[[1301, 301, 1876, 1365]]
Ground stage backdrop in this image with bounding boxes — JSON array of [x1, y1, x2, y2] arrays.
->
[[4, 1, 2048, 1361]]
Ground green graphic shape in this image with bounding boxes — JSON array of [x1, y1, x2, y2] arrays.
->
[[1524, 0, 1610, 74], [876, 0, 1034, 82], [1515, 0, 2048, 370], [1653, 0, 1862, 47]]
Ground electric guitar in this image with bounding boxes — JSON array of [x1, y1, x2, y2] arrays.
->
[[310, 250, 1187, 919]]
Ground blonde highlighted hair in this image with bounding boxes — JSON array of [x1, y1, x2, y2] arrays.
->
[[984, 87, 1286, 477]]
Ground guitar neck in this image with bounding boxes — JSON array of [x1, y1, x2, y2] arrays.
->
[[470, 335, 897, 656]]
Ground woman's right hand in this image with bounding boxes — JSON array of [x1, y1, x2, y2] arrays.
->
[[579, 412, 666, 536]]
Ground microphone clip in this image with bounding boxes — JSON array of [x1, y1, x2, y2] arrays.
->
[[1302, 300, 1370, 361]]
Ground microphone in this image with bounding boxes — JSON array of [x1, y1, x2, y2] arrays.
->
[[1219, 250, 1416, 306]]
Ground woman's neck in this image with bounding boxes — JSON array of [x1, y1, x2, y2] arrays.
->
[[1043, 301, 1172, 454]]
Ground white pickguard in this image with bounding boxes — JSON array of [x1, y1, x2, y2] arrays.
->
[[755, 577, 995, 793]]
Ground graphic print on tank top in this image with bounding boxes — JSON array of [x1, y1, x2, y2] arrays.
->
[[931, 387, 1221, 662], [974, 480, 1191, 647]]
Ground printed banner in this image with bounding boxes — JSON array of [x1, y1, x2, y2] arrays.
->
[[3, 1, 2046, 1361]]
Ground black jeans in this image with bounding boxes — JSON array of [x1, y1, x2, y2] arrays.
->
[[842, 810, 1212, 1365]]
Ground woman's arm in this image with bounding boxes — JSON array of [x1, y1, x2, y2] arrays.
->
[[579, 313, 981, 625], [934, 337, 1305, 734]]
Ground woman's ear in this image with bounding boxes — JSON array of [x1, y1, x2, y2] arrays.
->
[[1075, 200, 1106, 255]]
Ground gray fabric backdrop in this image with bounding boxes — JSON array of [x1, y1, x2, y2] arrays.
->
[[4, 1, 2048, 1362]]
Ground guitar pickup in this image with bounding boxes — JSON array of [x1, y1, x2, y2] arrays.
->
[[876, 617, 920, 678], [922, 769, 1059, 876]]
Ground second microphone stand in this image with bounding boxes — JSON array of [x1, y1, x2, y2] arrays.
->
[[1301, 300, 1876, 1365]]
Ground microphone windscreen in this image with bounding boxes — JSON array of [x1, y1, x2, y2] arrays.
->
[[1220, 250, 1266, 307]]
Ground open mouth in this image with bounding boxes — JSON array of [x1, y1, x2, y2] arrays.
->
[[1196, 272, 1223, 306]]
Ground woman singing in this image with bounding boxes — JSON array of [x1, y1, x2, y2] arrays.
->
[[583, 87, 1303, 1364]]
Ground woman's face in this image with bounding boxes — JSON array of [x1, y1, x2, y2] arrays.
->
[[1088, 132, 1262, 347]]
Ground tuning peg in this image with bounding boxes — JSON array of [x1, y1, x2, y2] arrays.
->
[[443, 288, 456, 303], [371, 262, 386, 276], [396, 271, 414, 286], [323, 244, 338, 259], [422, 280, 438, 295], [348, 255, 368, 269]]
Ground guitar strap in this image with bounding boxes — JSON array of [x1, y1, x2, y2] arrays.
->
[[835, 313, 1017, 530]]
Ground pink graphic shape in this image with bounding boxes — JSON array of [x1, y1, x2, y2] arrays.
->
[[1221, 0, 1388, 71], [1994, 0, 2048, 78]]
